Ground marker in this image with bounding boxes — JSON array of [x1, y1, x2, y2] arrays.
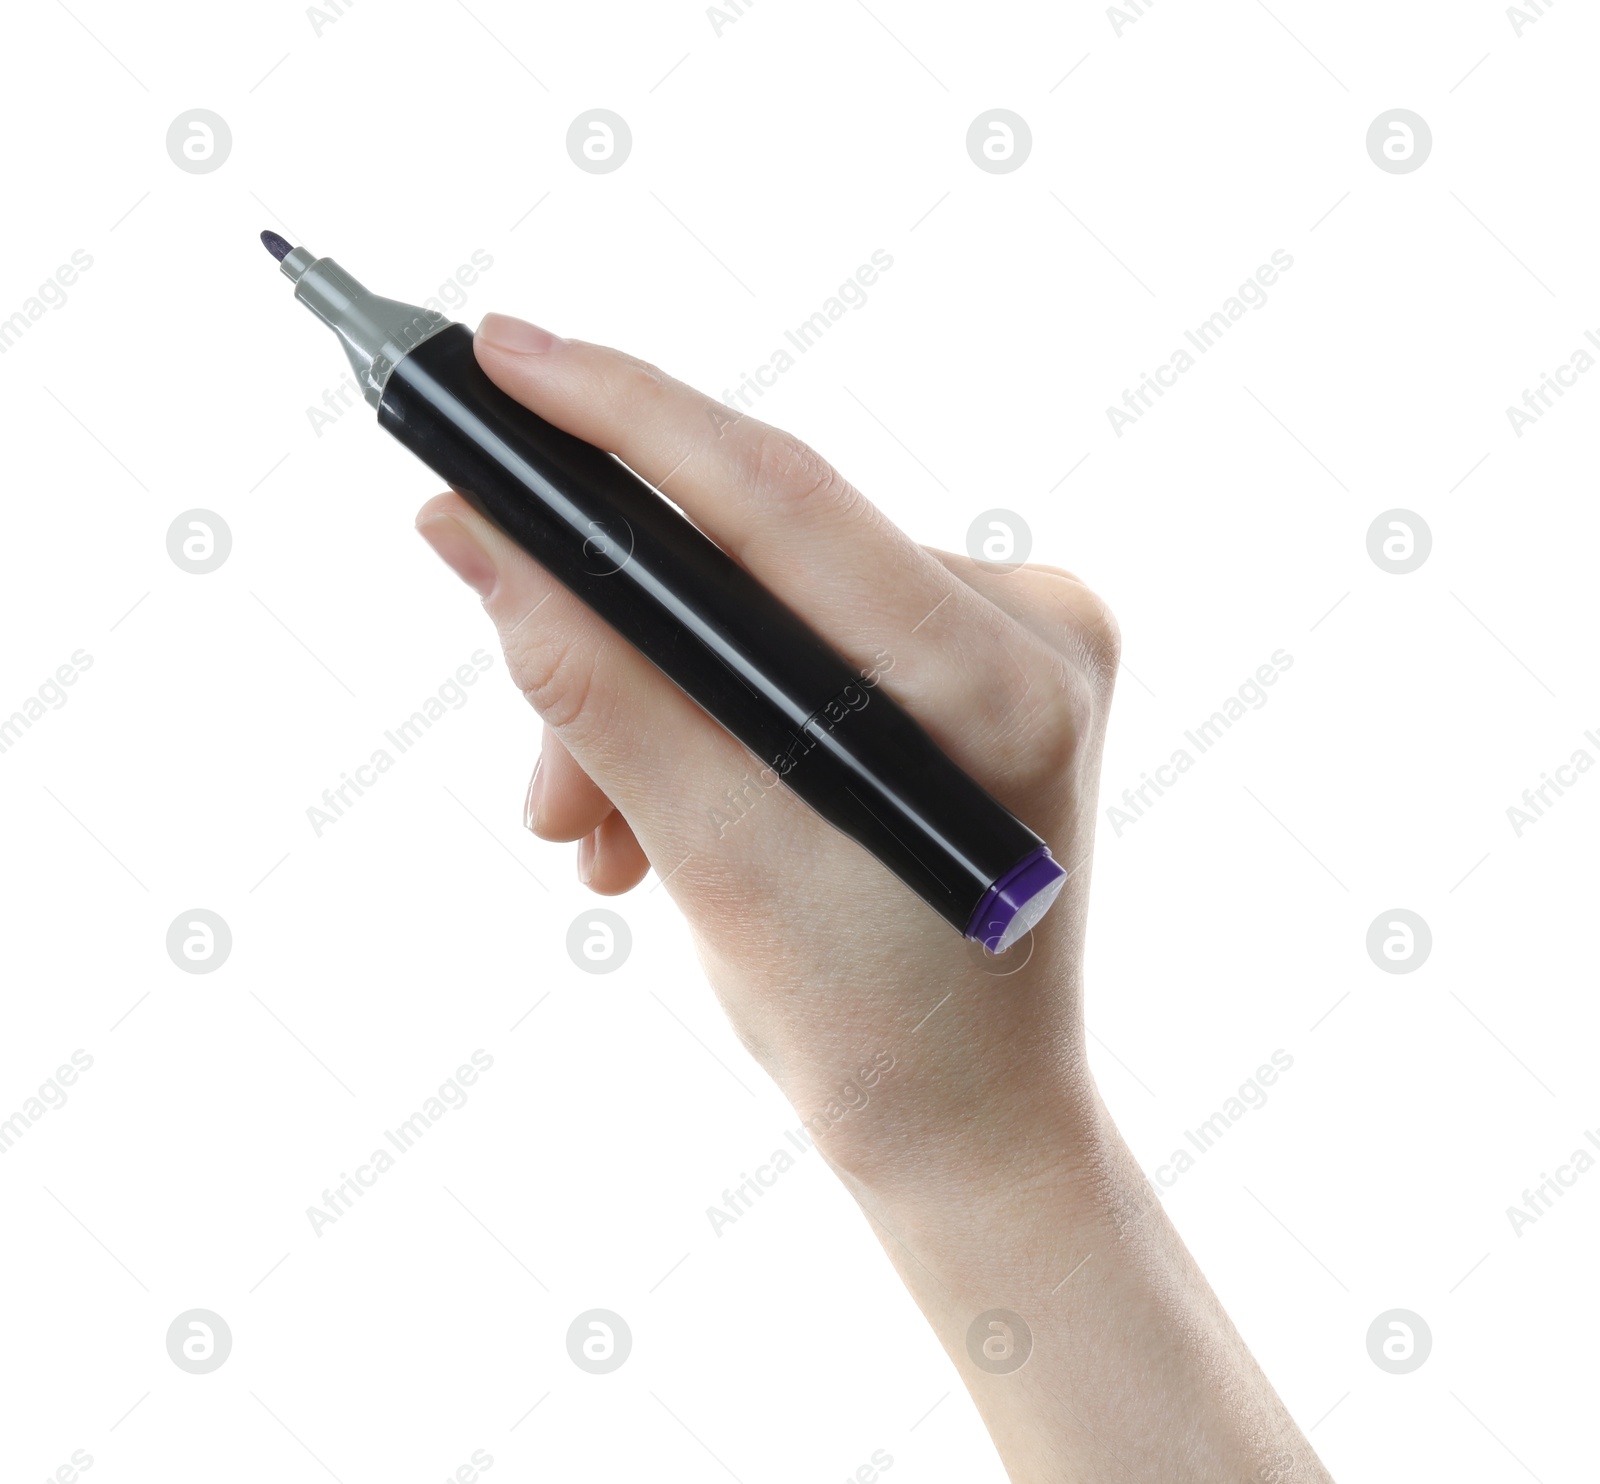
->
[[260, 233, 1067, 951]]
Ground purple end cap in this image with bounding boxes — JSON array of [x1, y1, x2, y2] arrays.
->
[[965, 847, 1068, 954]]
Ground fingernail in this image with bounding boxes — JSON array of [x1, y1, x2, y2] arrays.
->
[[576, 831, 597, 885], [417, 512, 497, 598], [523, 757, 544, 833], [476, 313, 558, 356]]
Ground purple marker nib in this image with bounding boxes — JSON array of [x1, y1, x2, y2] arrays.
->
[[260, 229, 293, 262]]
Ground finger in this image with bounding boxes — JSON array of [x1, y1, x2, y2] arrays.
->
[[526, 727, 614, 843], [416, 492, 748, 856], [471, 318, 1071, 786], [578, 809, 652, 895], [417, 489, 858, 931]]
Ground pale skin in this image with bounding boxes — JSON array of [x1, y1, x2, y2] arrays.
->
[[415, 312, 1333, 1484]]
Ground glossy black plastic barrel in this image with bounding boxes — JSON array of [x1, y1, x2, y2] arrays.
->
[[378, 324, 1043, 934]]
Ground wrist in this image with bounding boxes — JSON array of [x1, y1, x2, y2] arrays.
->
[[820, 1045, 1113, 1244]]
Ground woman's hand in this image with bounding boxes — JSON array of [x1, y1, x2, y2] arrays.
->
[[415, 313, 1329, 1483], [415, 313, 1116, 1187]]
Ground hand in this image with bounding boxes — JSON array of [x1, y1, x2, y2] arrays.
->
[[415, 312, 1116, 1185], [416, 313, 1329, 1483]]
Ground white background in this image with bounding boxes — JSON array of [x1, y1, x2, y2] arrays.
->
[[1, 0, 1596, 1479]]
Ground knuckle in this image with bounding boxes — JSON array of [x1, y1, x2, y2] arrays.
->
[[749, 425, 852, 512], [1020, 559, 1085, 586], [1014, 660, 1095, 785], [1078, 591, 1122, 677], [615, 351, 667, 392], [585, 346, 671, 427], [967, 644, 1093, 797], [575, 338, 666, 388], [1020, 564, 1121, 692], [507, 629, 606, 735]]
